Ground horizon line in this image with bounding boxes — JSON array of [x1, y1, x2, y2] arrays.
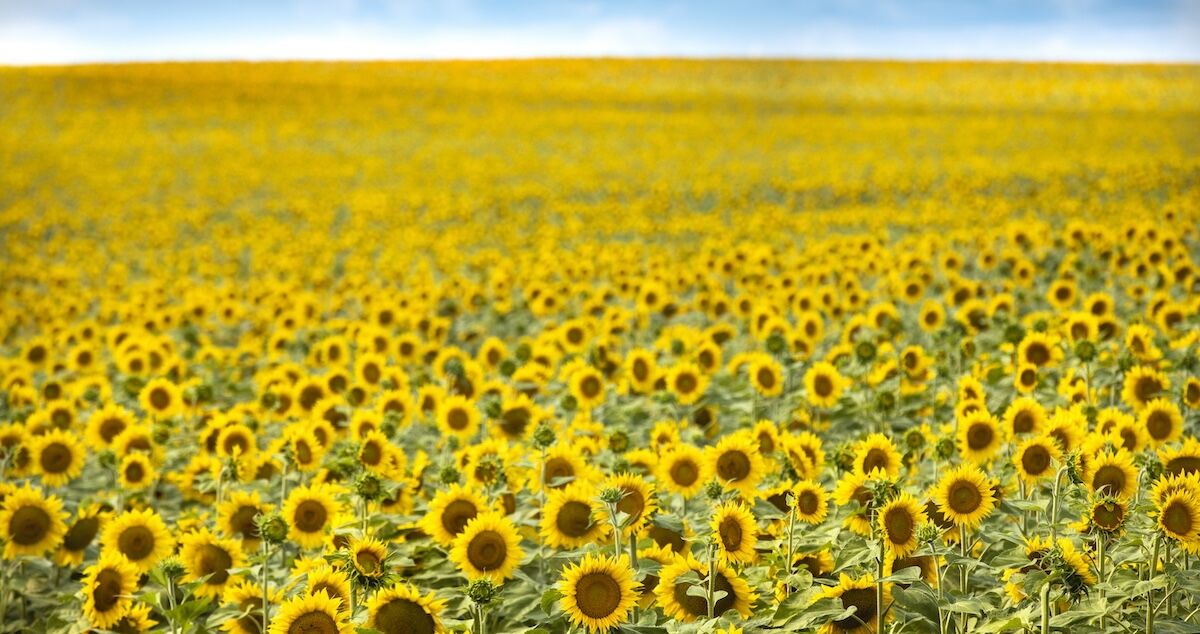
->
[[5, 54, 1200, 69]]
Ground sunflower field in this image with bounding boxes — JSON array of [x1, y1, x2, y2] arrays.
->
[[1, 60, 1199, 634]]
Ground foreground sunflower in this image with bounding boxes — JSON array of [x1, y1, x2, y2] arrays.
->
[[541, 483, 609, 549], [81, 551, 140, 629], [56, 503, 109, 566], [0, 484, 67, 559], [877, 493, 927, 557], [102, 507, 176, 573], [932, 464, 996, 529], [1157, 491, 1200, 542], [711, 501, 758, 564], [283, 483, 344, 549], [655, 444, 709, 498], [790, 480, 830, 525], [367, 583, 447, 634], [449, 512, 524, 582], [28, 428, 86, 487], [1013, 436, 1061, 486], [656, 554, 754, 622], [817, 573, 890, 634], [347, 535, 390, 578], [270, 590, 354, 634], [180, 528, 246, 598], [707, 433, 766, 497], [421, 483, 493, 547], [559, 553, 640, 633], [600, 472, 657, 534]]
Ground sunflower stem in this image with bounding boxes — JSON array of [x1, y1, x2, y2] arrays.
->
[[0, 561, 8, 626], [608, 503, 622, 559], [1049, 466, 1068, 542], [1147, 534, 1160, 634], [629, 534, 640, 622], [876, 536, 885, 634], [706, 540, 717, 620], [261, 539, 271, 633], [1097, 533, 1105, 631], [1040, 581, 1051, 634], [166, 575, 180, 634], [784, 495, 796, 598]]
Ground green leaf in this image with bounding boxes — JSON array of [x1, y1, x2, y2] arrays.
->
[[540, 588, 564, 616]]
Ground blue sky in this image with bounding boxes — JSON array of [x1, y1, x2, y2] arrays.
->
[[1, 0, 1197, 64]]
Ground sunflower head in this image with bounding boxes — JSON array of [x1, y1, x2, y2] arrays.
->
[[1, 484, 67, 559], [448, 512, 524, 582], [367, 583, 446, 634], [932, 464, 996, 530], [269, 589, 353, 634], [559, 553, 640, 633]]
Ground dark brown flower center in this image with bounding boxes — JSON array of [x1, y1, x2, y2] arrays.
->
[[670, 459, 699, 486], [555, 501, 592, 538], [576, 572, 622, 619], [813, 375, 834, 397], [441, 500, 477, 536], [884, 507, 914, 545], [64, 516, 100, 551], [196, 544, 233, 585], [92, 568, 124, 613], [466, 530, 507, 571], [287, 611, 338, 634], [716, 450, 750, 482], [118, 525, 155, 560], [1021, 445, 1051, 476], [833, 587, 877, 629], [1092, 465, 1127, 497], [947, 480, 982, 515], [374, 598, 434, 634], [40, 442, 72, 473], [10, 506, 51, 545], [149, 387, 171, 410], [719, 516, 743, 551], [294, 500, 329, 533]]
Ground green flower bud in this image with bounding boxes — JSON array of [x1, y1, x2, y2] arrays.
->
[[438, 464, 461, 486], [466, 578, 499, 606], [532, 421, 556, 450], [257, 512, 289, 545], [355, 472, 383, 501]]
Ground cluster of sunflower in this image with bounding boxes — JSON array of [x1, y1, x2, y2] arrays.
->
[[1, 60, 1200, 634]]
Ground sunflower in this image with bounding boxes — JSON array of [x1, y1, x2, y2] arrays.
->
[[852, 433, 903, 477], [540, 444, 595, 491], [711, 501, 758, 564], [791, 548, 835, 579], [707, 433, 766, 497], [81, 552, 140, 629], [1088, 496, 1128, 534], [816, 573, 890, 634], [782, 431, 826, 476], [1185, 377, 1200, 409], [139, 377, 183, 418], [348, 535, 389, 578], [269, 590, 353, 634], [559, 553, 640, 632], [28, 427, 86, 487], [283, 483, 344, 549], [1017, 332, 1061, 368], [0, 484, 67, 559], [375, 389, 414, 428], [1122, 365, 1169, 410], [436, 394, 480, 440], [834, 471, 876, 536], [222, 580, 277, 634], [749, 356, 784, 398], [541, 483, 610, 549], [357, 430, 392, 474], [624, 349, 658, 394], [1140, 398, 1183, 447], [288, 426, 326, 473], [789, 480, 830, 525], [666, 362, 709, 405], [1013, 436, 1061, 486], [918, 300, 945, 332], [56, 503, 110, 566], [217, 490, 271, 547], [1157, 492, 1200, 543], [109, 601, 157, 633], [1160, 439, 1200, 477], [1002, 397, 1045, 437], [1044, 407, 1087, 453], [366, 583, 447, 634], [306, 567, 352, 612], [119, 452, 157, 492], [449, 512, 524, 582], [1084, 449, 1138, 501], [217, 423, 257, 459], [878, 493, 927, 558], [957, 410, 1003, 464], [1014, 363, 1038, 394], [599, 473, 657, 534], [884, 551, 940, 588], [932, 464, 996, 529], [421, 484, 494, 547], [180, 528, 246, 598], [85, 403, 136, 449], [102, 507, 175, 573], [570, 366, 607, 410], [804, 362, 845, 408], [656, 554, 754, 622]]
